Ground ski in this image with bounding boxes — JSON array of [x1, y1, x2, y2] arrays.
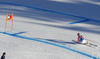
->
[[72, 40, 97, 47], [89, 43, 97, 47]]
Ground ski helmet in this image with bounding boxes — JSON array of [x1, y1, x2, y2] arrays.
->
[[77, 33, 80, 36]]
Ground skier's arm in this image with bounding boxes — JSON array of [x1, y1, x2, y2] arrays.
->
[[76, 37, 80, 43]]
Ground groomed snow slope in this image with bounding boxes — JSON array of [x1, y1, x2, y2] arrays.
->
[[0, 0, 100, 59]]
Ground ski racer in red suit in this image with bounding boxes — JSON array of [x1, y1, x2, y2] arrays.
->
[[76, 33, 87, 44]]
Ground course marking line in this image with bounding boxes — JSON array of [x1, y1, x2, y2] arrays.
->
[[0, 2, 100, 24], [69, 19, 90, 24], [0, 31, 99, 59]]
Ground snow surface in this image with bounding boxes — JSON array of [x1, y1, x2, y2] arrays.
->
[[0, 0, 100, 59]]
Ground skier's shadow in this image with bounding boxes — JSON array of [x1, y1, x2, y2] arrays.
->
[[36, 38, 75, 45]]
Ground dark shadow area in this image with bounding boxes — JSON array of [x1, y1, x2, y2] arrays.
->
[[45, 39, 75, 44], [91, 0, 100, 2], [15, 20, 100, 34], [0, 0, 100, 34], [12, 32, 26, 35], [0, 0, 100, 22], [35, 38, 75, 45]]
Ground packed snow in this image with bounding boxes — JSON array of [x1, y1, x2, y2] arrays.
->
[[0, 0, 100, 59]]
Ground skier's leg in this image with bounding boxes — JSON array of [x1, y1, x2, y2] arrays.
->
[[82, 40, 88, 45]]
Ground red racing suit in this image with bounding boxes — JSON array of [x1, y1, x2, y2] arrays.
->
[[76, 35, 84, 43]]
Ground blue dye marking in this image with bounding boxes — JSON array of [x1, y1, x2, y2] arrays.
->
[[69, 19, 90, 24], [0, 31, 99, 59], [0, 2, 100, 24]]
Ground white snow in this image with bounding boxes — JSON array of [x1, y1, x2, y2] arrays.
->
[[0, 0, 100, 59]]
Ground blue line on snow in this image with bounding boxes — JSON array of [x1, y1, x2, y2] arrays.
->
[[69, 19, 90, 24], [0, 2, 100, 24], [0, 31, 99, 59]]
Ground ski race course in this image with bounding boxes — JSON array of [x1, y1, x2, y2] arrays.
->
[[0, 0, 100, 59]]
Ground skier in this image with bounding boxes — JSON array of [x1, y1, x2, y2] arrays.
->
[[1, 52, 6, 59], [76, 33, 87, 44]]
